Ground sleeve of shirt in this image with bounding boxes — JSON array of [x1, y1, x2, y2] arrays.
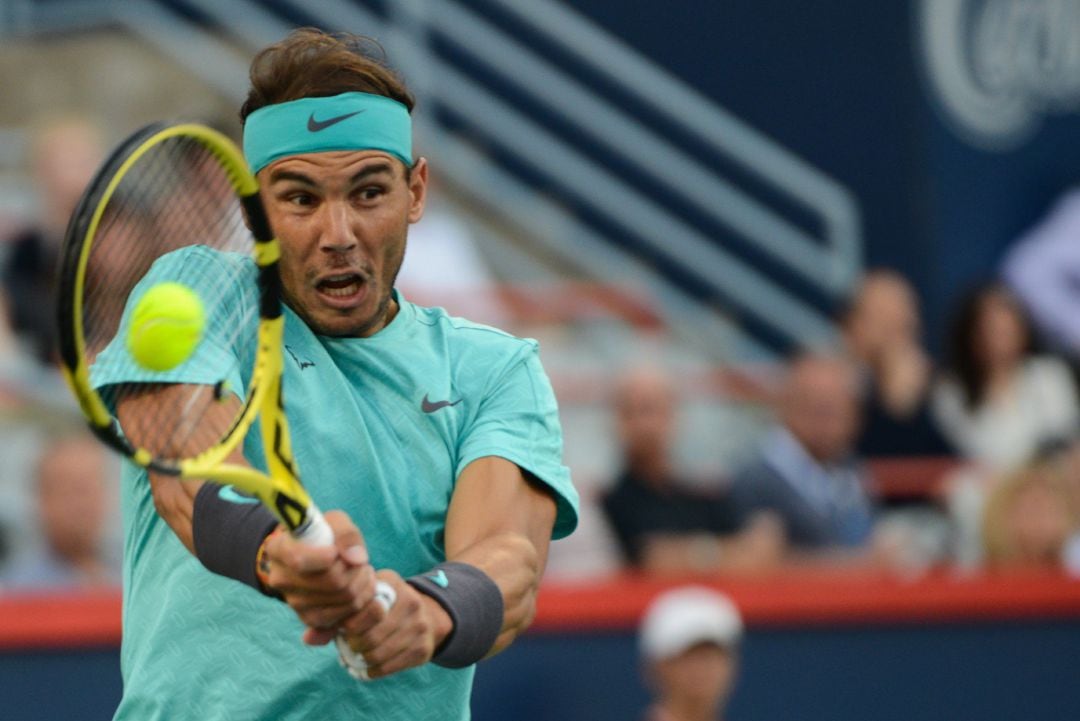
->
[[89, 247, 254, 405], [456, 345, 579, 540]]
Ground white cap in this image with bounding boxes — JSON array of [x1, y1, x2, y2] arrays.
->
[[639, 586, 743, 661]]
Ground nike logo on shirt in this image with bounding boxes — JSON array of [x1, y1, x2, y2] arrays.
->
[[427, 570, 450, 588], [421, 394, 463, 413]]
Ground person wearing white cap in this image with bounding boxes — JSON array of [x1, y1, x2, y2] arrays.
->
[[639, 586, 743, 721]]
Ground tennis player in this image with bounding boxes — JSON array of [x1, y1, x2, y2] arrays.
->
[[94, 29, 577, 720]]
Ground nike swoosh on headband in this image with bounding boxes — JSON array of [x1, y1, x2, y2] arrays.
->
[[307, 110, 365, 132]]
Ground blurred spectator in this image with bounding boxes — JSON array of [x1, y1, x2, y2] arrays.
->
[[601, 367, 784, 575], [1002, 187, 1080, 357], [638, 586, 742, 721], [981, 457, 1080, 574], [1, 115, 105, 365], [1, 432, 119, 590], [729, 353, 878, 552], [0, 291, 19, 378], [839, 269, 952, 457], [931, 282, 1079, 471]]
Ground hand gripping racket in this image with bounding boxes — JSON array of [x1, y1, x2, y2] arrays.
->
[[56, 121, 392, 678]]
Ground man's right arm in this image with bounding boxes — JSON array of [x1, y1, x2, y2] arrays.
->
[[115, 383, 241, 552], [115, 382, 379, 612]]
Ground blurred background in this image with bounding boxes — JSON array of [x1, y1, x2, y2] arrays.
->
[[2, 0, 1080, 719]]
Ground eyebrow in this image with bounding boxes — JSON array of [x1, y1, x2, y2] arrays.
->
[[268, 162, 396, 187]]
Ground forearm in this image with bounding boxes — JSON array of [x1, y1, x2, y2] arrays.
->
[[448, 529, 545, 655], [117, 384, 256, 560], [441, 457, 557, 659], [148, 471, 203, 552]]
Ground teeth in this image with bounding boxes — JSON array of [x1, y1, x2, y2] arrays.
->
[[318, 273, 363, 299], [322, 282, 360, 298]]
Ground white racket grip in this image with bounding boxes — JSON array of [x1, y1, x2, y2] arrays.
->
[[292, 505, 334, 547], [336, 581, 397, 681]]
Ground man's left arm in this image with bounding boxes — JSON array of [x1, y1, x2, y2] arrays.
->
[[439, 455, 558, 655], [266, 456, 558, 678], [266, 347, 571, 676], [325, 456, 556, 678]]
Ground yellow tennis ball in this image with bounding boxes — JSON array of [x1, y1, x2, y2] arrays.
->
[[126, 282, 205, 371]]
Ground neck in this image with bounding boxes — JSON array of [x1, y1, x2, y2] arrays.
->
[[985, 360, 1017, 386], [629, 453, 671, 487]]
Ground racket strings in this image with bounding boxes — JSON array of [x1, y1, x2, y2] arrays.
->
[[82, 135, 263, 461]]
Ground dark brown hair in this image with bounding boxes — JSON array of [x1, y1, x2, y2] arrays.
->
[[944, 281, 1037, 410], [240, 28, 415, 123]]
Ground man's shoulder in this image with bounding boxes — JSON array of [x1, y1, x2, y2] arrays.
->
[[730, 447, 787, 492], [408, 300, 538, 361]]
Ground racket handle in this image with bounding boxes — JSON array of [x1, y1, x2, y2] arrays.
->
[[289, 503, 397, 680], [292, 505, 334, 547], [337, 581, 397, 681]]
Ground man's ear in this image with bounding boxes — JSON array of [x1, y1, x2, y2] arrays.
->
[[407, 157, 429, 224]]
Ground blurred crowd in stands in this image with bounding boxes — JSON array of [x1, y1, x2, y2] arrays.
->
[[568, 264, 1080, 582], [2, 113, 1080, 594]]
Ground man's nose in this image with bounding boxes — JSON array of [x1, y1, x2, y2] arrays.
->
[[319, 201, 358, 253]]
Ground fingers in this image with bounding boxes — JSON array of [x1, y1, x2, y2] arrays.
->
[[334, 580, 399, 680], [264, 509, 451, 678], [265, 530, 337, 575], [285, 563, 379, 635], [263, 510, 382, 639], [325, 510, 370, 566], [338, 571, 452, 679]]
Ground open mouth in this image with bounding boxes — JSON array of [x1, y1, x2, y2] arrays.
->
[[316, 273, 367, 305], [318, 273, 363, 297]]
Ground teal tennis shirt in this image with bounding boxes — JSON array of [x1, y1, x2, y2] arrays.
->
[[91, 246, 578, 721]]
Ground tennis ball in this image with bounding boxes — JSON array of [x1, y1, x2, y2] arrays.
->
[[126, 282, 205, 371]]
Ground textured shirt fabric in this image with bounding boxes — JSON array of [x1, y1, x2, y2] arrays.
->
[[730, 427, 874, 549], [91, 246, 578, 721], [601, 470, 741, 566]]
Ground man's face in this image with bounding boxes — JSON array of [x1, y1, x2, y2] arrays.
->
[[782, 358, 861, 463], [39, 440, 108, 560], [614, 371, 676, 466], [259, 150, 427, 337]]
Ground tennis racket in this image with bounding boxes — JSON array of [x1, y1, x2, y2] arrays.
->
[[56, 122, 390, 677]]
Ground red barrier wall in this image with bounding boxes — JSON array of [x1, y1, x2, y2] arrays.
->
[[3, 570, 1079, 649]]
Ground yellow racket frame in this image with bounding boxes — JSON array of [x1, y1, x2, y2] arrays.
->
[[59, 123, 325, 539]]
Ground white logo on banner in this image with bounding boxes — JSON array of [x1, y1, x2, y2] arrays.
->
[[919, 0, 1080, 151]]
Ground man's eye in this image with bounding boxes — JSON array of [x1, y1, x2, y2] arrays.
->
[[357, 186, 385, 201], [287, 193, 315, 207]]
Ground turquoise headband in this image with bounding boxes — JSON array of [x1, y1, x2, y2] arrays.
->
[[243, 91, 413, 173]]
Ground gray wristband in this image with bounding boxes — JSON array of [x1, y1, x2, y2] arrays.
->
[[192, 483, 279, 594], [406, 562, 504, 669]]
